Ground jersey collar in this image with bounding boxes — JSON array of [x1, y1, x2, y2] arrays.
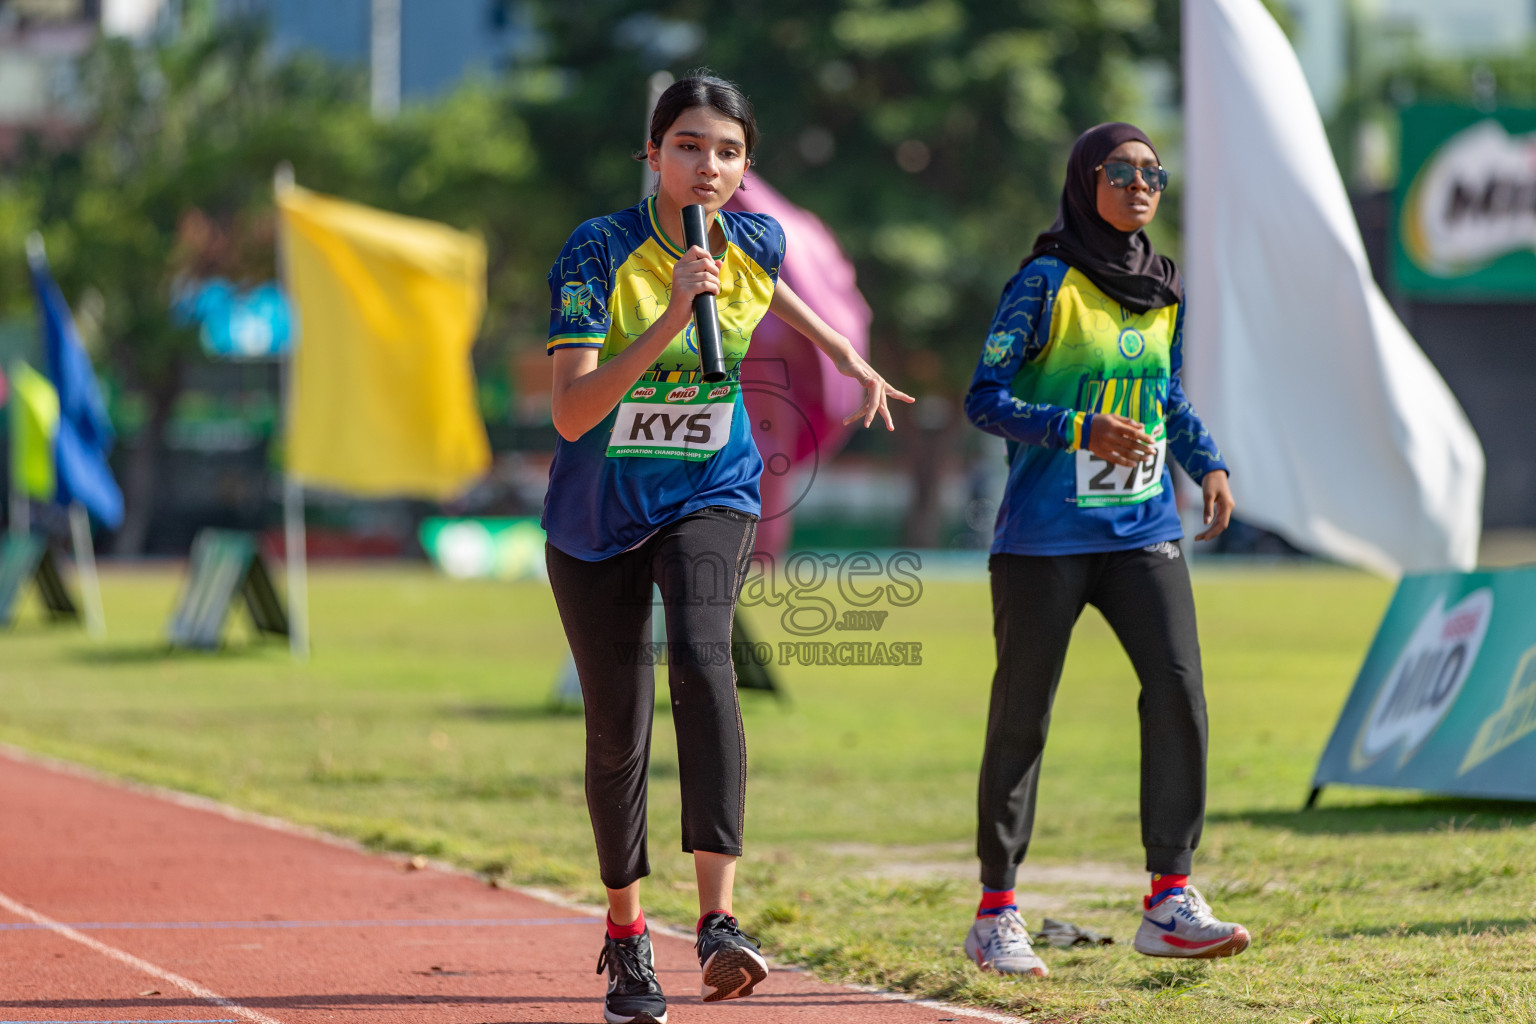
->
[[646, 194, 728, 260]]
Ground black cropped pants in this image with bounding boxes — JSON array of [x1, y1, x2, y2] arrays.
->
[[546, 506, 757, 891], [978, 544, 1208, 887]]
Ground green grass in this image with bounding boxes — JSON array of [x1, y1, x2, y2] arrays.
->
[[3, 562, 1535, 1023]]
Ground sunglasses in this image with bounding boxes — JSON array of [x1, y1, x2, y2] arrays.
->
[[1096, 161, 1169, 193]]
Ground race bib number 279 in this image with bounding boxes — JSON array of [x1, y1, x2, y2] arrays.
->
[[1074, 424, 1166, 507], [607, 382, 736, 461]]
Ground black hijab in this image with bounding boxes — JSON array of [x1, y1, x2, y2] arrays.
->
[[1026, 122, 1182, 314]]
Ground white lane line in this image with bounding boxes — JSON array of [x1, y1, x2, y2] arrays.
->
[[0, 889, 285, 1024], [0, 915, 594, 931]]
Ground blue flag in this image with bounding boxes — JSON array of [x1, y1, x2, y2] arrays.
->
[[28, 249, 124, 530]]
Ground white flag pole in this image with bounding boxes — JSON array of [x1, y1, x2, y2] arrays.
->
[[282, 471, 309, 659], [67, 502, 104, 637], [640, 71, 673, 198], [274, 163, 310, 660], [15, 236, 47, 540], [7, 361, 27, 539], [370, 0, 402, 120]]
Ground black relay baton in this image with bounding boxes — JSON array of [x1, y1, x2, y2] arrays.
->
[[680, 203, 727, 383]]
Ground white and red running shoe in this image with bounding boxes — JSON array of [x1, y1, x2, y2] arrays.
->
[[963, 908, 1049, 976], [1133, 886, 1250, 959]]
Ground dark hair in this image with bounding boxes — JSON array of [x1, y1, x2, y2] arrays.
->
[[645, 72, 758, 159]]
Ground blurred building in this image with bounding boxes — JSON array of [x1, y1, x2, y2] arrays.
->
[[0, 0, 190, 159], [214, 0, 536, 101], [100, 0, 165, 36], [0, 0, 98, 158], [1282, 0, 1536, 117], [1370, 0, 1534, 55]]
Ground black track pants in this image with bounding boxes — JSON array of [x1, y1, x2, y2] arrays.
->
[[977, 544, 1208, 887], [546, 506, 757, 891]]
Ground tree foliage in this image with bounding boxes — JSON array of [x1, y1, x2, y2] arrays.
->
[[1, 16, 543, 550], [526, 0, 1171, 391], [1325, 4, 1536, 188], [2, 1, 1182, 548]]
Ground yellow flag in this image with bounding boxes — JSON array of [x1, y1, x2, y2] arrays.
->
[[277, 185, 490, 498], [9, 361, 58, 502]]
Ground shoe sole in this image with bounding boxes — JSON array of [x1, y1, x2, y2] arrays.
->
[[1134, 925, 1251, 960], [700, 945, 769, 1002], [603, 1010, 667, 1024]]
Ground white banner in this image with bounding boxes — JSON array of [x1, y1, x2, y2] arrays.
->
[[1182, 0, 1485, 577]]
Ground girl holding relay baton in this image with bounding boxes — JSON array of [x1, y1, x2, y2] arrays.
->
[[543, 73, 911, 1024]]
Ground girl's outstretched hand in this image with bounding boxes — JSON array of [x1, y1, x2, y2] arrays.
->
[[763, 278, 912, 428], [834, 350, 915, 429]]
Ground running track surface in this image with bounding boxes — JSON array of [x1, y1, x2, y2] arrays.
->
[[0, 752, 1009, 1024]]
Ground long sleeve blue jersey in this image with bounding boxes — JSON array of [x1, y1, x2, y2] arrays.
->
[[964, 257, 1228, 556]]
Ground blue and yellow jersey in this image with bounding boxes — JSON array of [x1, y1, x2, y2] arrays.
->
[[543, 197, 785, 560], [964, 256, 1228, 556]]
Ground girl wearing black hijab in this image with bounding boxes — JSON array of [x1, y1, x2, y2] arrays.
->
[[960, 123, 1246, 976]]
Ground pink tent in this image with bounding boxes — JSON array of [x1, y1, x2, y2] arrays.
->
[[725, 173, 872, 555]]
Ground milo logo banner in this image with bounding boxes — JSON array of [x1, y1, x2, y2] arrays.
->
[[1393, 105, 1536, 298], [1312, 567, 1536, 802]]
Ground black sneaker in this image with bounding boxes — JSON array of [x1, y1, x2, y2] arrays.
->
[[595, 928, 668, 1024], [694, 911, 768, 1002]]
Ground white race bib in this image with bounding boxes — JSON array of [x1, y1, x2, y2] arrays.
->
[[607, 382, 736, 461], [1074, 425, 1166, 507]]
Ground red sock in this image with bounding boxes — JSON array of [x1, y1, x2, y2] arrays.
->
[[1147, 873, 1188, 908], [696, 909, 731, 933], [976, 888, 1017, 918], [607, 910, 646, 940]]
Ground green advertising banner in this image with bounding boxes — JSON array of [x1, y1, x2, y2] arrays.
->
[[1312, 566, 1536, 803], [420, 517, 548, 581], [1393, 105, 1536, 299]]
